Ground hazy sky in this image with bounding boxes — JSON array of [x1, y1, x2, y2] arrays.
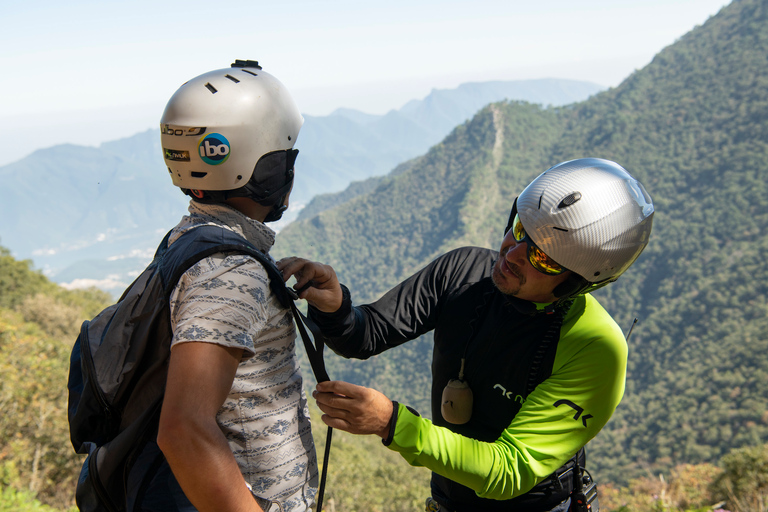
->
[[0, 0, 730, 166]]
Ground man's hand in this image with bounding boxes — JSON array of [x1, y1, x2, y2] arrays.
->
[[276, 257, 343, 313], [313, 381, 394, 438]]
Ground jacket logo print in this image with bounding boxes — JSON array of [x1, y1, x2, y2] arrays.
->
[[493, 384, 525, 404], [553, 399, 593, 427]]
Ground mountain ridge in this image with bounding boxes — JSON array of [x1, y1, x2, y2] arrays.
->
[[274, 0, 768, 485]]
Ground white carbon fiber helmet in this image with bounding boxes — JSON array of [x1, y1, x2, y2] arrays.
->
[[160, 60, 303, 218], [514, 158, 654, 292]]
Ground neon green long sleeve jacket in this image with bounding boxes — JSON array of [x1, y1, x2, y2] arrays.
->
[[386, 291, 627, 500]]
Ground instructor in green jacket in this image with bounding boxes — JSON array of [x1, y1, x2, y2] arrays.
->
[[279, 158, 654, 512]]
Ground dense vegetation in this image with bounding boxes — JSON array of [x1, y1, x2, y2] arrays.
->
[[0, 246, 110, 508], [275, 0, 768, 489], [2, 242, 767, 511], [2, 241, 767, 511]]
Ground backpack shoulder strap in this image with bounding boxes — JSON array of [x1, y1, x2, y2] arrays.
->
[[156, 225, 291, 307]]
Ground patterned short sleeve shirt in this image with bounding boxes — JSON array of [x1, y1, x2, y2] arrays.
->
[[168, 202, 318, 511]]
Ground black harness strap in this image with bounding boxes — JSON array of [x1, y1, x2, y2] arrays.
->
[[524, 299, 573, 397], [284, 301, 333, 512]]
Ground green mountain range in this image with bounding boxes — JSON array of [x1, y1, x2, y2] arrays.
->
[[274, 0, 768, 485]]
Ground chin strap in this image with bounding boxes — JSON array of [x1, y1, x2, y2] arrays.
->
[[263, 201, 288, 223]]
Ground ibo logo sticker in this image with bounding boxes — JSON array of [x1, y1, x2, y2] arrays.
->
[[198, 133, 230, 165]]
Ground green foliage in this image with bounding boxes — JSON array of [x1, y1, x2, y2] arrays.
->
[[5, 0, 768, 509], [0, 247, 52, 311], [0, 485, 75, 511], [0, 243, 110, 509], [711, 444, 768, 512], [599, 445, 768, 512], [0, 309, 85, 507], [600, 462, 726, 512]]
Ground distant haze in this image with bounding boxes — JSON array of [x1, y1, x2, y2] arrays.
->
[[0, 0, 730, 166]]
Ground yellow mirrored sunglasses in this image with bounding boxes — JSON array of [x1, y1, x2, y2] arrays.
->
[[511, 214, 567, 275]]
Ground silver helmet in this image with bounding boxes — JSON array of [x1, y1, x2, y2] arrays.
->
[[515, 158, 654, 287], [160, 60, 303, 215]]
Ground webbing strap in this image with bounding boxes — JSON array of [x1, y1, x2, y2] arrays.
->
[[286, 300, 332, 512], [524, 299, 573, 397], [288, 302, 330, 383]]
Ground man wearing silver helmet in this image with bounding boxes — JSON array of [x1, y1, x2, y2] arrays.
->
[[279, 158, 654, 512], [136, 61, 317, 511]]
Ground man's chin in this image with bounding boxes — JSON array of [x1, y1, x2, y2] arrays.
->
[[491, 265, 521, 297]]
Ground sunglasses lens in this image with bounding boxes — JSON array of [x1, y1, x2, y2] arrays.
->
[[512, 214, 526, 242], [528, 244, 565, 275]]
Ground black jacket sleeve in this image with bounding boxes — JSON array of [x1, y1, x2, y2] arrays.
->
[[308, 247, 495, 359]]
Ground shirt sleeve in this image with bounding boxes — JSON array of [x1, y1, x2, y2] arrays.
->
[[385, 295, 628, 500], [169, 253, 277, 360]]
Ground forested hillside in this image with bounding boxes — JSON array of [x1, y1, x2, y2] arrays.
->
[[4, 243, 768, 511], [4, 0, 768, 508], [274, 0, 768, 485], [0, 247, 111, 506]]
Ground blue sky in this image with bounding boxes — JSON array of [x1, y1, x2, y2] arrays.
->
[[0, 0, 730, 166]]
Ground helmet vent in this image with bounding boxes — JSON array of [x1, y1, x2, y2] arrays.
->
[[241, 69, 259, 77], [558, 192, 582, 209], [191, 172, 208, 178], [205, 83, 218, 94], [225, 74, 240, 83]]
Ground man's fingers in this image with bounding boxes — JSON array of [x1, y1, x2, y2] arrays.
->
[[276, 258, 328, 288], [313, 382, 393, 438], [314, 397, 348, 418], [315, 395, 359, 433], [276, 257, 313, 284], [316, 380, 361, 397], [320, 414, 353, 432], [275, 258, 343, 312], [275, 256, 299, 276], [313, 389, 356, 413]]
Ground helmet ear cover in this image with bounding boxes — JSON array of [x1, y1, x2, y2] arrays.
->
[[245, 148, 298, 207], [183, 148, 298, 207], [552, 274, 589, 299]]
